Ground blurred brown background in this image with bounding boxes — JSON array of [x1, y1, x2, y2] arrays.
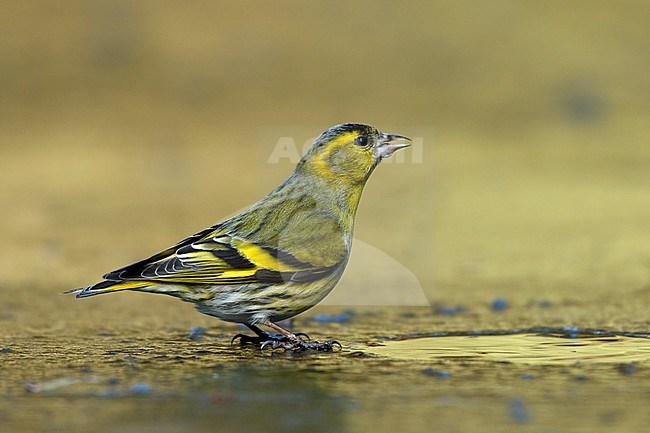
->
[[1, 1, 648, 332]]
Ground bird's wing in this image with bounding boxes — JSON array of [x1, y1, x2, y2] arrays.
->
[[102, 224, 219, 281], [102, 224, 346, 285]]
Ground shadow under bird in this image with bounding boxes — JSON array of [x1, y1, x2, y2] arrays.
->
[[66, 123, 410, 351]]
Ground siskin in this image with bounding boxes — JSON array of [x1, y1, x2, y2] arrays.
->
[[67, 123, 410, 351]]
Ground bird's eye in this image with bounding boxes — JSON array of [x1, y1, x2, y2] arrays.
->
[[355, 135, 369, 147]]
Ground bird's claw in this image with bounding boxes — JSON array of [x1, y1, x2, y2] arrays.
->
[[231, 333, 258, 345], [260, 339, 284, 350], [294, 332, 310, 341]]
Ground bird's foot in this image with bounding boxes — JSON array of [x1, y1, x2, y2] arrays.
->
[[231, 331, 340, 352], [260, 336, 342, 352], [231, 331, 310, 347]]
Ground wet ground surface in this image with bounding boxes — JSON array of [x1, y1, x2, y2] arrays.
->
[[2, 308, 649, 433]]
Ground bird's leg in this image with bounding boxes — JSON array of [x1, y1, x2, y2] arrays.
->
[[231, 322, 312, 347], [231, 324, 280, 346], [248, 324, 274, 339], [231, 324, 303, 346]]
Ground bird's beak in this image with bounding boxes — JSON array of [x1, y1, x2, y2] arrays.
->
[[374, 132, 412, 160]]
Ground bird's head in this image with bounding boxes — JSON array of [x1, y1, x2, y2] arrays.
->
[[298, 123, 411, 185]]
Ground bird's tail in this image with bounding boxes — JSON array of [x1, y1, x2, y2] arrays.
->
[[63, 280, 154, 299]]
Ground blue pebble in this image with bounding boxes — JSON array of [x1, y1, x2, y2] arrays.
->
[[421, 368, 451, 378], [520, 374, 534, 380], [311, 314, 350, 323], [434, 304, 467, 316], [617, 363, 637, 375], [508, 398, 530, 423], [435, 306, 457, 316], [491, 298, 509, 311], [130, 382, 153, 394], [189, 326, 207, 340]]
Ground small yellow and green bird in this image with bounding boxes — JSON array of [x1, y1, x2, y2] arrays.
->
[[67, 123, 410, 351]]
